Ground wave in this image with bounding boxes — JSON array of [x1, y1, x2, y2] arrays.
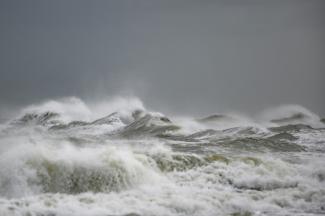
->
[[0, 97, 325, 216], [258, 104, 324, 128], [7, 98, 325, 131], [2, 97, 324, 153]]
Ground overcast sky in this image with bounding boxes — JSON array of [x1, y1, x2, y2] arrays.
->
[[0, 0, 324, 116]]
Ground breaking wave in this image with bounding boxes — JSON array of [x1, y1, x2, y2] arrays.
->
[[0, 97, 324, 216]]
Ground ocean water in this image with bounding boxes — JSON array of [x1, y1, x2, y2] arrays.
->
[[0, 97, 324, 216]]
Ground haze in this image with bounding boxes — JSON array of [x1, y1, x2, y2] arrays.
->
[[0, 0, 324, 116]]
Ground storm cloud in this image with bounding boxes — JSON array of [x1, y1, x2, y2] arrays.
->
[[0, 0, 324, 116]]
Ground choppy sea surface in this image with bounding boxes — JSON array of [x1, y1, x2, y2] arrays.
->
[[0, 97, 324, 216]]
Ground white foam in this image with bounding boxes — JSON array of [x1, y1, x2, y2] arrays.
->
[[0, 97, 324, 216], [20, 97, 92, 123]]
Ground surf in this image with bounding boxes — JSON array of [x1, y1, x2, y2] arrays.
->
[[0, 97, 324, 216]]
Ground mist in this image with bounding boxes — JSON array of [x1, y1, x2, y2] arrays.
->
[[0, 0, 324, 116]]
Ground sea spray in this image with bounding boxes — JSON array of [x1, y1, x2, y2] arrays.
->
[[0, 97, 324, 216]]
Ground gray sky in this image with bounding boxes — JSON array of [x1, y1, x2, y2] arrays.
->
[[0, 0, 324, 116]]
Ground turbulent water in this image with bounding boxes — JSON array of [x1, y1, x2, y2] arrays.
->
[[0, 97, 324, 216]]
